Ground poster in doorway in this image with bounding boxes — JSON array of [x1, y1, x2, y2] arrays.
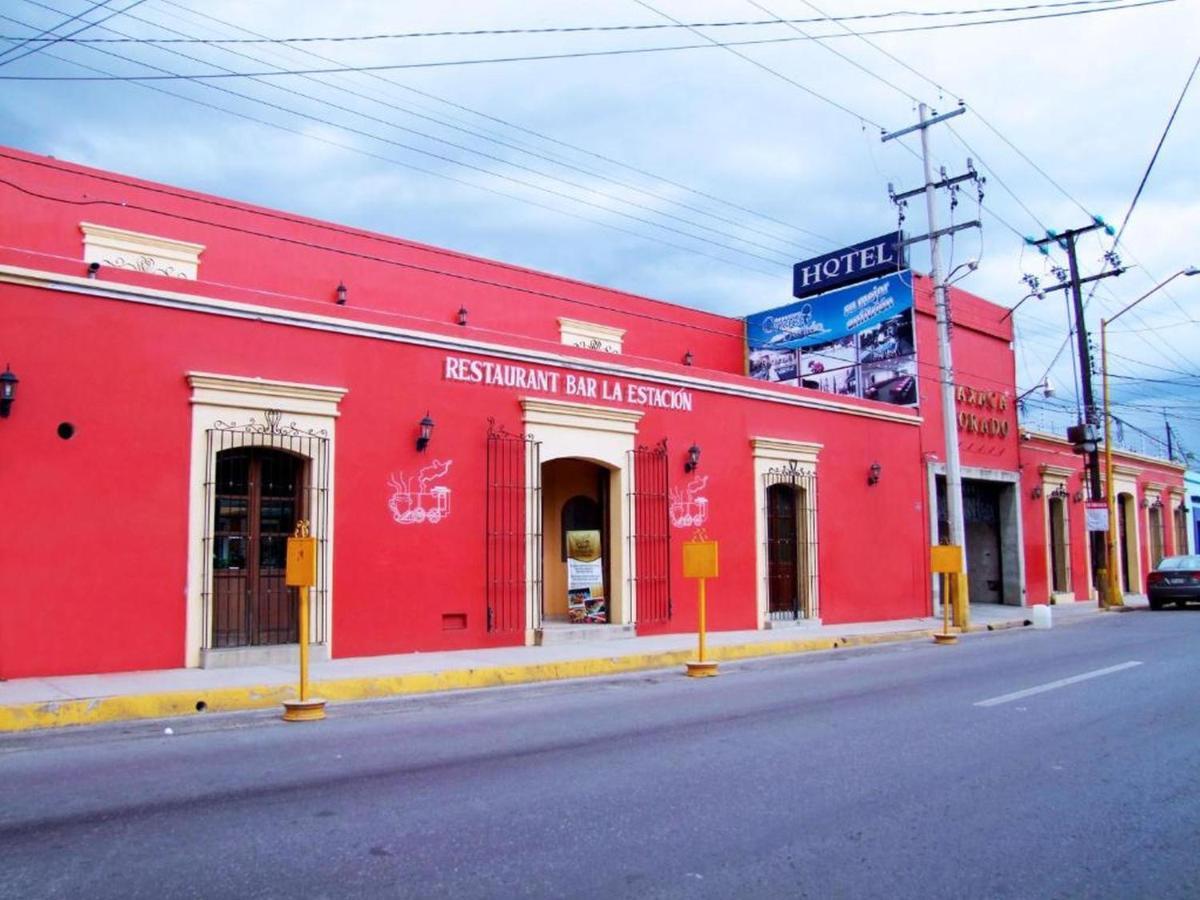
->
[[566, 529, 607, 623]]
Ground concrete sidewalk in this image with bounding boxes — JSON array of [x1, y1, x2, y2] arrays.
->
[[0, 598, 1144, 733]]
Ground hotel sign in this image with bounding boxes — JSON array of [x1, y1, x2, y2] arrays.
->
[[792, 232, 905, 299]]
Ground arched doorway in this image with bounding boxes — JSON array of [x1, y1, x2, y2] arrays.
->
[[212, 447, 305, 647], [1048, 496, 1070, 594], [542, 458, 612, 624]]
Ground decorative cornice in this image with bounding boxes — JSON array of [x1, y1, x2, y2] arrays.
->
[[750, 437, 823, 462], [187, 372, 347, 417], [521, 397, 643, 434], [2, 264, 922, 427], [81, 222, 205, 280], [1038, 464, 1075, 479], [558, 317, 626, 354]]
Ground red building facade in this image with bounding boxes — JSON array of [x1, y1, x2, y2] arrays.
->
[[0, 146, 1182, 680]]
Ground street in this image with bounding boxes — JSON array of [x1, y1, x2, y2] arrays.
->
[[2, 610, 1198, 899]]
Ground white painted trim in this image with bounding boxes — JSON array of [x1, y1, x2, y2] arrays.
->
[[558, 317, 625, 354], [520, 398, 640, 640], [1, 264, 921, 426], [751, 437, 823, 627], [185, 373, 345, 667], [81, 221, 205, 280]]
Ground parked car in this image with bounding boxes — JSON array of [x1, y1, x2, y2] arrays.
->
[[1146, 555, 1200, 609]]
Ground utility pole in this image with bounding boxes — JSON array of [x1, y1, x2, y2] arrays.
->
[[1165, 412, 1174, 462], [883, 102, 983, 624], [1029, 221, 1125, 599]]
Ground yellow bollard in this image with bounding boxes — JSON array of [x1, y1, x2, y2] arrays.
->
[[283, 521, 326, 722], [930, 545, 962, 645]]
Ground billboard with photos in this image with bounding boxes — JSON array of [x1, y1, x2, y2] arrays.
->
[[746, 272, 918, 408]]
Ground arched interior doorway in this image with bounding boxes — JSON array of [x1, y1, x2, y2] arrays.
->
[[542, 458, 612, 624], [766, 483, 813, 619], [212, 446, 304, 647]]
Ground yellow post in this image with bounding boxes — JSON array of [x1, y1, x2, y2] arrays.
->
[[1101, 320, 1124, 609], [683, 534, 719, 677], [298, 584, 310, 703], [283, 520, 326, 722]]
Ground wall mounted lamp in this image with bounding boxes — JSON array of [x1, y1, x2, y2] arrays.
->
[[1140, 497, 1150, 509], [87, 261, 100, 279], [1030, 485, 1043, 500], [1073, 490, 1085, 503], [0, 364, 17, 418], [685, 442, 701, 473], [416, 412, 435, 452], [867, 462, 882, 486], [336, 281, 348, 305], [683, 350, 694, 366], [457, 305, 469, 326]]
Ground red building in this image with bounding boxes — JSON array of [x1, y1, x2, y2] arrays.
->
[[0, 146, 1183, 680]]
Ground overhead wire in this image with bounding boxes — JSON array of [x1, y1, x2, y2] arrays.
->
[[5, 7, 795, 277], [2, 0, 1176, 82], [0, 1, 1143, 45], [0, 0, 116, 66], [153, 0, 839, 249]]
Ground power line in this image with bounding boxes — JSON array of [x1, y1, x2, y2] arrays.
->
[[0, 0, 114, 65], [7, 8, 793, 275], [0, 0, 1176, 81], [154, 0, 838, 249], [0, 1, 1141, 44]]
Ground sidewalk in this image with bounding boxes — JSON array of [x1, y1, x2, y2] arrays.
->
[[0, 598, 1144, 733]]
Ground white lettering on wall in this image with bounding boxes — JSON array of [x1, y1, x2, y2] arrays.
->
[[442, 356, 693, 412]]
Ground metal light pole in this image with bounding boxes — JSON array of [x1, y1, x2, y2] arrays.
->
[[1101, 266, 1199, 608]]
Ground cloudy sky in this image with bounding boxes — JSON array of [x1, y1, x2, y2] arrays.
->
[[1, 0, 1197, 459]]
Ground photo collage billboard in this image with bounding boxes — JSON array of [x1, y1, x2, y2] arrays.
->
[[745, 272, 918, 408]]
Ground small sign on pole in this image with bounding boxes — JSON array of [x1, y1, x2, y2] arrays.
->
[[682, 534, 719, 678], [1085, 501, 1109, 532], [282, 520, 325, 722]]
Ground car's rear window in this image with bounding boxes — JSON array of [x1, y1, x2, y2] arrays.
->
[[1159, 555, 1200, 570]]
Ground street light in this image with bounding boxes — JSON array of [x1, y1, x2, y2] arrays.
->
[[1102, 266, 1199, 608]]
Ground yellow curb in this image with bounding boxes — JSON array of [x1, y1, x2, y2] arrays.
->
[[0, 627, 946, 733]]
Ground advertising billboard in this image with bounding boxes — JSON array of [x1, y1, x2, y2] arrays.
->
[[746, 271, 918, 408]]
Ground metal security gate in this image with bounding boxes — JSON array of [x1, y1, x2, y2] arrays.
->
[[630, 440, 672, 624], [201, 412, 329, 650], [764, 462, 818, 621], [486, 420, 541, 634]]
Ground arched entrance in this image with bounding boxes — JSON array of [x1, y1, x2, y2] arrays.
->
[[542, 458, 612, 624], [211, 446, 305, 647]]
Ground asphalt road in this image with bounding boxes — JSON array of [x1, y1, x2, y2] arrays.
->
[[2, 610, 1199, 899]]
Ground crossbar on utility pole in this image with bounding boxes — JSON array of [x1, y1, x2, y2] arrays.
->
[[1029, 222, 1124, 602], [883, 102, 979, 627]]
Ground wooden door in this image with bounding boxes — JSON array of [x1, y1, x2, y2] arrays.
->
[[212, 448, 303, 647], [767, 484, 799, 617]]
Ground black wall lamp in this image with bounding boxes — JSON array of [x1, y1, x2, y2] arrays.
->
[[0, 364, 17, 418], [683, 350, 694, 366], [416, 412, 435, 452], [87, 261, 100, 279], [685, 442, 701, 473], [868, 462, 881, 486], [1030, 485, 1043, 500], [457, 305, 469, 326], [1073, 490, 1085, 503], [335, 281, 348, 305]]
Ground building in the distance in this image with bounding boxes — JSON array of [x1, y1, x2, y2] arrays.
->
[[0, 145, 1183, 680]]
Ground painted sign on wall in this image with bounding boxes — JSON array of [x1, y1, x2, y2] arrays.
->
[[388, 460, 453, 524], [746, 272, 918, 408], [792, 232, 904, 299]]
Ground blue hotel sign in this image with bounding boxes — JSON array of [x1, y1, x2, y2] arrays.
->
[[793, 232, 904, 299]]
